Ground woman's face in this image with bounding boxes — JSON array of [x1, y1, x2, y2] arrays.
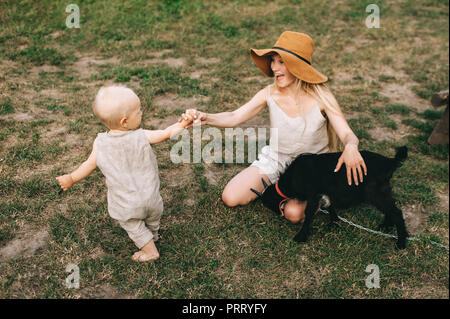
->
[[270, 53, 296, 88]]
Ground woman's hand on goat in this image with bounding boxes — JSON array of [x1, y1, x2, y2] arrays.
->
[[334, 144, 367, 186]]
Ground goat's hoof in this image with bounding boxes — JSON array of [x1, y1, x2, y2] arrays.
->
[[330, 216, 339, 223], [379, 223, 393, 232], [395, 240, 407, 250], [326, 221, 339, 230], [294, 233, 308, 243]]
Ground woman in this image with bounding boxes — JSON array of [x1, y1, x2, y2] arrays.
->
[[182, 31, 367, 223]]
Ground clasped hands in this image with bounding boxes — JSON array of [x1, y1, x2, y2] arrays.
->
[[179, 109, 207, 128]]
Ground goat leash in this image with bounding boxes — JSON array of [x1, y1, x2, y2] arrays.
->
[[318, 208, 449, 251]]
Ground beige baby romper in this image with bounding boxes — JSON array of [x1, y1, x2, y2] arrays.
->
[[95, 129, 163, 249]]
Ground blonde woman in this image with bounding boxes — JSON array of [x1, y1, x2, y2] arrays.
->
[[182, 31, 367, 223]]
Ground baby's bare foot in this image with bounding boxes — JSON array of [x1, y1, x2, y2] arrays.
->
[[131, 250, 159, 262], [131, 240, 159, 262]]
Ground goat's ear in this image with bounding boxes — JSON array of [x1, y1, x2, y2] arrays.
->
[[261, 178, 269, 189], [250, 188, 263, 198]]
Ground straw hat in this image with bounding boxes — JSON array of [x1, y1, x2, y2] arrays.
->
[[250, 31, 328, 84]]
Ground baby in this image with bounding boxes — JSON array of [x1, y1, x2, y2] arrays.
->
[[56, 85, 193, 262]]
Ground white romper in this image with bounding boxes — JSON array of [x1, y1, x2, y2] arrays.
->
[[251, 85, 330, 183], [95, 129, 164, 248]]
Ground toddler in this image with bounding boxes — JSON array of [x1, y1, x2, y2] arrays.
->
[[56, 85, 192, 262]]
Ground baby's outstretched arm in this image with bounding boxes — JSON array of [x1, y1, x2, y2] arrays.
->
[[56, 143, 97, 191], [144, 113, 193, 144]]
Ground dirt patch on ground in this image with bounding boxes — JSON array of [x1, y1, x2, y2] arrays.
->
[[402, 282, 449, 299], [143, 57, 185, 68], [41, 125, 67, 139], [87, 246, 106, 259], [282, 264, 331, 294], [141, 49, 187, 67], [152, 93, 210, 110], [38, 88, 66, 100], [369, 126, 398, 142], [78, 284, 134, 299], [196, 57, 220, 65], [160, 164, 193, 188], [189, 70, 207, 79], [203, 163, 219, 186], [30, 65, 60, 77], [332, 71, 354, 83], [0, 59, 21, 73], [4, 112, 34, 121], [377, 66, 408, 80], [145, 114, 180, 130], [14, 87, 68, 113], [350, 34, 373, 50], [368, 120, 411, 143], [380, 83, 429, 113], [0, 225, 49, 261], [162, 57, 185, 68], [147, 49, 173, 58], [185, 198, 196, 206], [72, 56, 119, 78], [0, 104, 63, 123], [436, 191, 449, 213], [402, 204, 427, 235]]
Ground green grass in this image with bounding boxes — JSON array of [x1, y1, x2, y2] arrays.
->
[[386, 104, 411, 115], [0, 98, 14, 115], [0, 0, 448, 299]]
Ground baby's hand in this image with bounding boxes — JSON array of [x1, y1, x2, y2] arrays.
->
[[56, 174, 74, 191], [179, 111, 194, 128]]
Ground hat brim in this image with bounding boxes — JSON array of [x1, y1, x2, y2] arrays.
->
[[250, 48, 328, 84]]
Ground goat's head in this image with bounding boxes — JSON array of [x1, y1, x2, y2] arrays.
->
[[250, 178, 287, 216]]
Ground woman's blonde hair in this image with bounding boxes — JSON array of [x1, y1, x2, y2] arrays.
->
[[274, 79, 344, 152]]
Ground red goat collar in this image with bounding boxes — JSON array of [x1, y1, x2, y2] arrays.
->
[[275, 182, 288, 199], [275, 182, 290, 216]]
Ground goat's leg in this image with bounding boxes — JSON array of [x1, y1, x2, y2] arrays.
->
[[327, 205, 339, 223], [322, 205, 340, 233], [379, 214, 394, 232], [390, 205, 409, 249], [293, 195, 321, 243], [373, 198, 409, 249]]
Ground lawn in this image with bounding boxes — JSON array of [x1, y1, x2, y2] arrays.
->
[[0, 0, 448, 298]]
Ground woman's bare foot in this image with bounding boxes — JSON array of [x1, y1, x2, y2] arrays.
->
[[131, 239, 159, 262]]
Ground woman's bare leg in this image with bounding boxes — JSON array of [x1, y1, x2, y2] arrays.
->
[[283, 199, 307, 223], [221, 166, 271, 207]]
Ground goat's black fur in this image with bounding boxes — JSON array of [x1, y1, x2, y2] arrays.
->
[[251, 146, 409, 249]]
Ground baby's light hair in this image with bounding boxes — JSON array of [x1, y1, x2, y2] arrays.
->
[[93, 85, 140, 129]]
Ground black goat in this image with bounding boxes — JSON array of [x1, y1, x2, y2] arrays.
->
[[251, 146, 409, 249]]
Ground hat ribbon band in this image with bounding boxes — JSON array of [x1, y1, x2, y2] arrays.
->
[[272, 46, 311, 65]]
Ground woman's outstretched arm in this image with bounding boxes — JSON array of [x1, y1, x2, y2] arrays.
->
[[182, 86, 269, 128]]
